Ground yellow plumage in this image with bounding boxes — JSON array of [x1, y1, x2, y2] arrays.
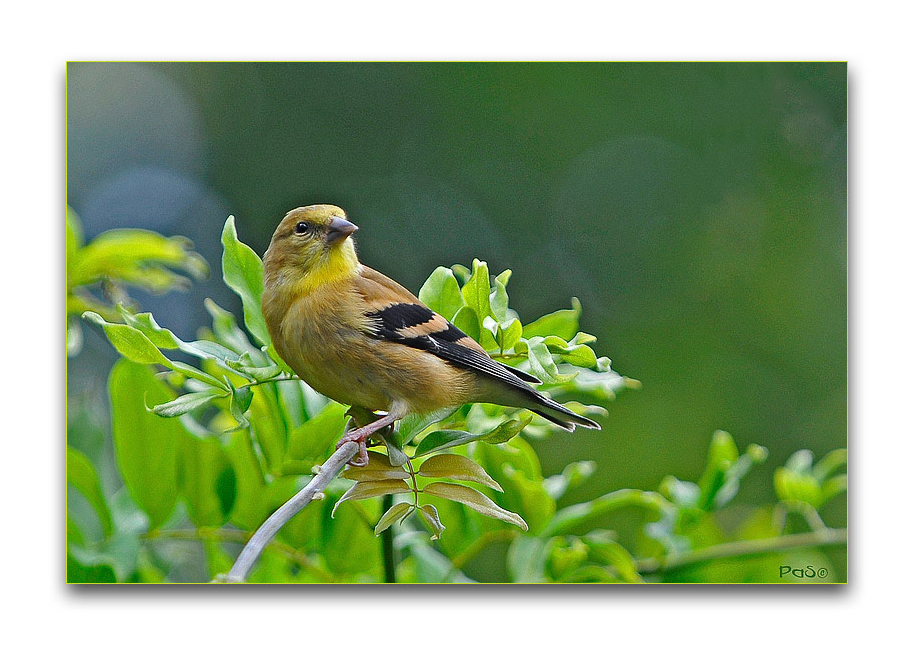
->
[[262, 204, 598, 465]]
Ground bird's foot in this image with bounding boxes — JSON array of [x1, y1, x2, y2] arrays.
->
[[336, 432, 370, 467], [337, 412, 400, 467]]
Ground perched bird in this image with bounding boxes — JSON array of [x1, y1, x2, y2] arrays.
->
[[262, 204, 599, 465]]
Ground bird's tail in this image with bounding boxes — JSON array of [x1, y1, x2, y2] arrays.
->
[[527, 392, 600, 432], [475, 370, 601, 431]]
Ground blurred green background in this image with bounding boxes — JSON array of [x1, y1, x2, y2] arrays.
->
[[66, 62, 846, 541]]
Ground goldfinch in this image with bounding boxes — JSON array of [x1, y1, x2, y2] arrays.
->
[[262, 204, 599, 465]]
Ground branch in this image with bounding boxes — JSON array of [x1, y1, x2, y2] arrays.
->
[[146, 528, 335, 582], [222, 440, 359, 583], [636, 527, 847, 576]]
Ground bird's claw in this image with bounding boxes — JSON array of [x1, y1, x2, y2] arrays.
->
[[337, 434, 370, 467]]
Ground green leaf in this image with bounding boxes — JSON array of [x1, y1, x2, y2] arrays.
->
[[66, 207, 84, 264], [323, 500, 378, 575], [422, 482, 528, 531], [507, 536, 551, 583], [342, 451, 411, 481], [84, 311, 227, 389], [109, 360, 187, 528], [418, 267, 464, 320], [69, 227, 207, 288], [226, 353, 282, 381], [418, 453, 503, 491], [67, 549, 117, 583], [66, 447, 113, 537], [460, 258, 493, 325], [784, 449, 815, 474], [584, 537, 643, 583], [83, 312, 171, 365], [497, 465, 556, 533], [396, 406, 460, 445], [524, 337, 579, 383], [115, 306, 180, 349], [205, 298, 259, 354], [659, 475, 701, 507], [544, 460, 597, 500], [332, 479, 411, 516], [221, 215, 270, 347], [697, 430, 740, 510], [224, 430, 268, 530], [246, 384, 288, 468], [375, 501, 414, 536], [150, 388, 225, 417], [490, 269, 511, 321], [412, 417, 531, 458], [544, 489, 668, 537], [522, 297, 581, 340], [419, 504, 446, 540], [496, 318, 523, 352], [179, 436, 235, 527], [452, 306, 481, 342], [450, 263, 471, 284], [384, 437, 410, 467], [540, 334, 598, 368], [287, 401, 348, 461], [228, 385, 253, 429], [774, 468, 822, 507], [66, 317, 83, 356], [821, 474, 847, 504], [168, 360, 227, 390], [812, 448, 847, 482]]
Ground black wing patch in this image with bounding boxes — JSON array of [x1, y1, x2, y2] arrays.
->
[[365, 302, 540, 386]]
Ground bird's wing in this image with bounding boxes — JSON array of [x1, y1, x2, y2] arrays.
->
[[356, 265, 541, 387]]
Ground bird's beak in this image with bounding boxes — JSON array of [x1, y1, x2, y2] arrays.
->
[[326, 216, 358, 244]]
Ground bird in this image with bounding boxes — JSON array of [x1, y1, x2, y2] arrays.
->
[[262, 204, 599, 466]]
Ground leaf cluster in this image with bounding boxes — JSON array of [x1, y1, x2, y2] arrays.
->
[[67, 214, 846, 584], [70, 215, 632, 582], [66, 207, 208, 356]]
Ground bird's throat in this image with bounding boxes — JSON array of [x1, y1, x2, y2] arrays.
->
[[293, 240, 359, 296]]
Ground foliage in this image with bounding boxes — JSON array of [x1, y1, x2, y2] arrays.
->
[[66, 207, 207, 356], [67, 216, 846, 583]]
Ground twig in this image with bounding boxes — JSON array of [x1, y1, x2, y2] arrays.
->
[[146, 528, 335, 582], [223, 440, 360, 582], [236, 374, 297, 390], [636, 527, 847, 576]]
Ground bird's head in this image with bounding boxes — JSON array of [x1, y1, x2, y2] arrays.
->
[[263, 204, 360, 293]]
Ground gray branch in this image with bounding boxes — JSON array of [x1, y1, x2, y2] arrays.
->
[[223, 440, 359, 583]]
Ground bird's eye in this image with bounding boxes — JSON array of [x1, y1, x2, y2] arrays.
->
[[295, 222, 309, 235]]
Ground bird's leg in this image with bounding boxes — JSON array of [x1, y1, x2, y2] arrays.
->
[[337, 412, 400, 467]]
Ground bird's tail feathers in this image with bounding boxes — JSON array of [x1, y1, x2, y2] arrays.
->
[[529, 392, 601, 431]]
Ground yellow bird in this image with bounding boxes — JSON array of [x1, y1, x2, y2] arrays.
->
[[262, 204, 599, 465]]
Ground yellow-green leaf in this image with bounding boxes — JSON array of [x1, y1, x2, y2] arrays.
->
[[522, 297, 581, 340], [109, 360, 187, 528], [66, 447, 113, 537], [150, 388, 225, 417], [419, 266, 464, 320], [461, 258, 493, 324], [332, 479, 411, 516], [342, 451, 410, 482], [83, 312, 171, 366], [287, 401, 348, 462], [422, 482, 528, 531], [374, 502, 414, 536], [221, 215, 270, 346], [418, 453, 503, 491], [419, 504, 446, 540]]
